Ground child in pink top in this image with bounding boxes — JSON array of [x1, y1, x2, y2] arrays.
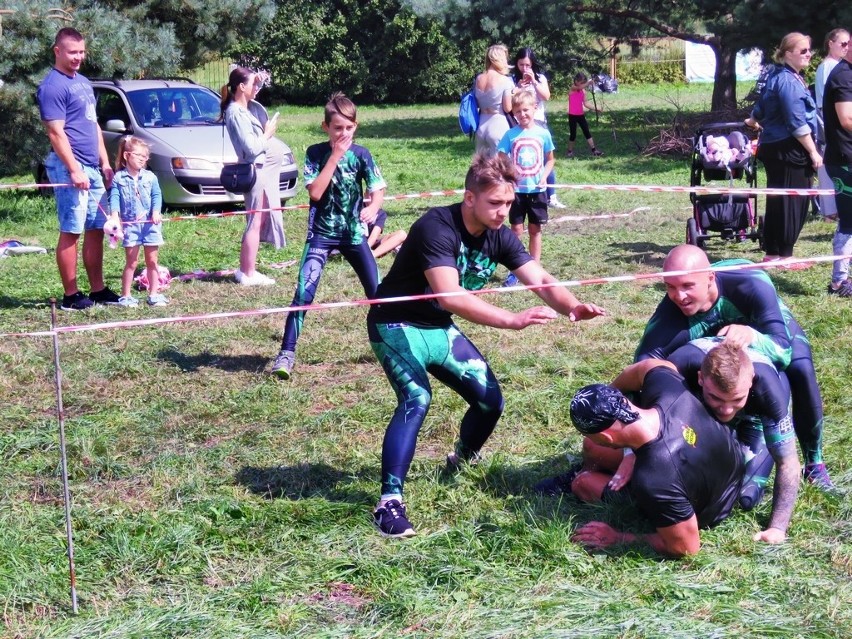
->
[[566, 72, 603, 158]]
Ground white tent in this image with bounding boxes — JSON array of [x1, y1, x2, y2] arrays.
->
[[685, 41, 763, 83]]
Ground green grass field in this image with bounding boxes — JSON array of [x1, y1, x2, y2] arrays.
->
[[1, 83, 850, 638]]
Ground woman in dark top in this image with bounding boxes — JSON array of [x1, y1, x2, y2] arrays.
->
[[748, 32, 822, 266]]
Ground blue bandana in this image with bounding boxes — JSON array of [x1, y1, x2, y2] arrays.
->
[[570, 384, 640, 434]]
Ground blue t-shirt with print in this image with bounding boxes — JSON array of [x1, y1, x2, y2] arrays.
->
[[303, 141, 386, 244], [496, 124, 554, 194], [37, 69, 101, 167]]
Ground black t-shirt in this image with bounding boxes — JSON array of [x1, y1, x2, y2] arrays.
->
[[667, 339, 795, 455], [631, 367, 744, 530], [367, 204, 532, 327], [824, 59, 852, 165]]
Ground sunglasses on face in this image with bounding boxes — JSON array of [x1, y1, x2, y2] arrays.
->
[[795, 48, 811, 54], [837, 41, 850, 47]]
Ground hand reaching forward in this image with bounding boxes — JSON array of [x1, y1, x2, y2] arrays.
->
[[753, 527, 786, 544], [569, 303, 607, 322], [716, 323, 755, 349], [511, 306, 558, 329], [572, 521, 622, 549]]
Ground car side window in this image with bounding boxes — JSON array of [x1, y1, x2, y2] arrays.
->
[[95, 90, 130, 130]]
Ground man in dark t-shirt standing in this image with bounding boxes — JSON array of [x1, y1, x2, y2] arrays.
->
[[367, 153, 606, 537], [37, 28, 120, 310], [567, 364, 745, 557], [823, 45, 852, 297]]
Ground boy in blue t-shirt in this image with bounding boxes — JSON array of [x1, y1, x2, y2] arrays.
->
[[497, 91, 555, 286], [271, 92, 386, 380]]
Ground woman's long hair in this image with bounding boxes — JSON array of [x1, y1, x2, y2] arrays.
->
[[511, 47, 544, 84], [484, 44, 509, 75], [219, 66, 253, 119]]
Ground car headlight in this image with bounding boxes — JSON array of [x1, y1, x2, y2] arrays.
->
[[171, 157, 219, 171], [282, 151, 295, 165]]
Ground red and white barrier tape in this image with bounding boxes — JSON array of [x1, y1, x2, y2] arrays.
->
[[3, 255, 845, 339], [3, 182, 834, 227], [2, 182, 836, 197]]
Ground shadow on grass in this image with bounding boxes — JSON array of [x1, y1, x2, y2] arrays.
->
[[157, 347, 267, 373], [471, 454, 579, 498], [605, 241, 671, 268], [771, 275, 815, 298], [234, 463, 373, 504], [472, 455, 663, 559], [0, 295, 51, 310]]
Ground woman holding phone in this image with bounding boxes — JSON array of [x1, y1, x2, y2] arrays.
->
[[220, 66, 282, 285]]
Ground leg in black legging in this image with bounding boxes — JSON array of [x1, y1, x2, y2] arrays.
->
[[370, 322, 502, 498]]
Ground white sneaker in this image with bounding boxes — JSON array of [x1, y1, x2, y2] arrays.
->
[[549, 195, 567, 209], [253, 272, 276, 285], [235, 270, 275, 286]]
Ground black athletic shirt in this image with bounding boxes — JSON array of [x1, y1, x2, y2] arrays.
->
[[631, 367, 744, 530], [368, 204, 531, 327], [824, 59, 852, 165], [667, 338, 796, 454]]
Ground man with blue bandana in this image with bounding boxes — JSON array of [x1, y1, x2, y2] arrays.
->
[[617, 339, 798, 545], [565, 350, 746, 557]]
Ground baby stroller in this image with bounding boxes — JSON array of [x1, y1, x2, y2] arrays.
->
[[686, 122, 761, 249]]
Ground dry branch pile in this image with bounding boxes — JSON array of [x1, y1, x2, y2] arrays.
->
[[642, 109, 753, 158]]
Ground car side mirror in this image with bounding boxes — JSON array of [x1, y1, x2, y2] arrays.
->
[[105, 119, 128, 133]]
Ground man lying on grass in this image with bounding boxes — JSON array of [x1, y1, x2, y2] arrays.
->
[[557, 346, 750, 557], [541, 338, 800, 546], [366, 153, 606, 538]]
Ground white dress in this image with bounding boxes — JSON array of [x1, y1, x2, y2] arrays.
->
[[474, 74, 515, 157]]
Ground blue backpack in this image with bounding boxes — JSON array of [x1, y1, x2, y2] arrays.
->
[[458, 78, 479, 137]]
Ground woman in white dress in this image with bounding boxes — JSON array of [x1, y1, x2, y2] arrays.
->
[[473, 44, 515, 157]]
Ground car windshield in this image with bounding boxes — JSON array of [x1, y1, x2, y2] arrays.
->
[[125, 87, 222, 127]]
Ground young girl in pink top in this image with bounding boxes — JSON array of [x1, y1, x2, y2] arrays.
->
[[566, 72, 603, 158]]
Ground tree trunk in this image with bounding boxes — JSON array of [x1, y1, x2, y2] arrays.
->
[[711, 43, 738, 113]]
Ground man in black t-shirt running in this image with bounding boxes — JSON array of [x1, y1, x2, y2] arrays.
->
[[565, 359, 746, 557], [367, 153, 606, 537]]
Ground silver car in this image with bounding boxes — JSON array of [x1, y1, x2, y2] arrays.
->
[[38, 78, 298, 208]]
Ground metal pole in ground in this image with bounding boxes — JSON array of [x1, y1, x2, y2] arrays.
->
[[50, 299, 78, 614]]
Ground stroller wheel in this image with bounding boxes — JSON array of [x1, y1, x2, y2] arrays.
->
[[687, 218, 705, 248]]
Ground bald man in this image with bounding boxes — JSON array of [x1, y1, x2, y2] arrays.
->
[[635, 244, 832, 489]]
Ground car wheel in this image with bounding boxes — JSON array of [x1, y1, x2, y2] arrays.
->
[[35, 163, 54, 197]]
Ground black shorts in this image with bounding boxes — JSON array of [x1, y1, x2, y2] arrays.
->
[[509, 191, 549, 226]]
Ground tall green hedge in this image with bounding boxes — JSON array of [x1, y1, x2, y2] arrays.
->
[[232, 0, 480, 105], [616, 60, 686, 85]]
